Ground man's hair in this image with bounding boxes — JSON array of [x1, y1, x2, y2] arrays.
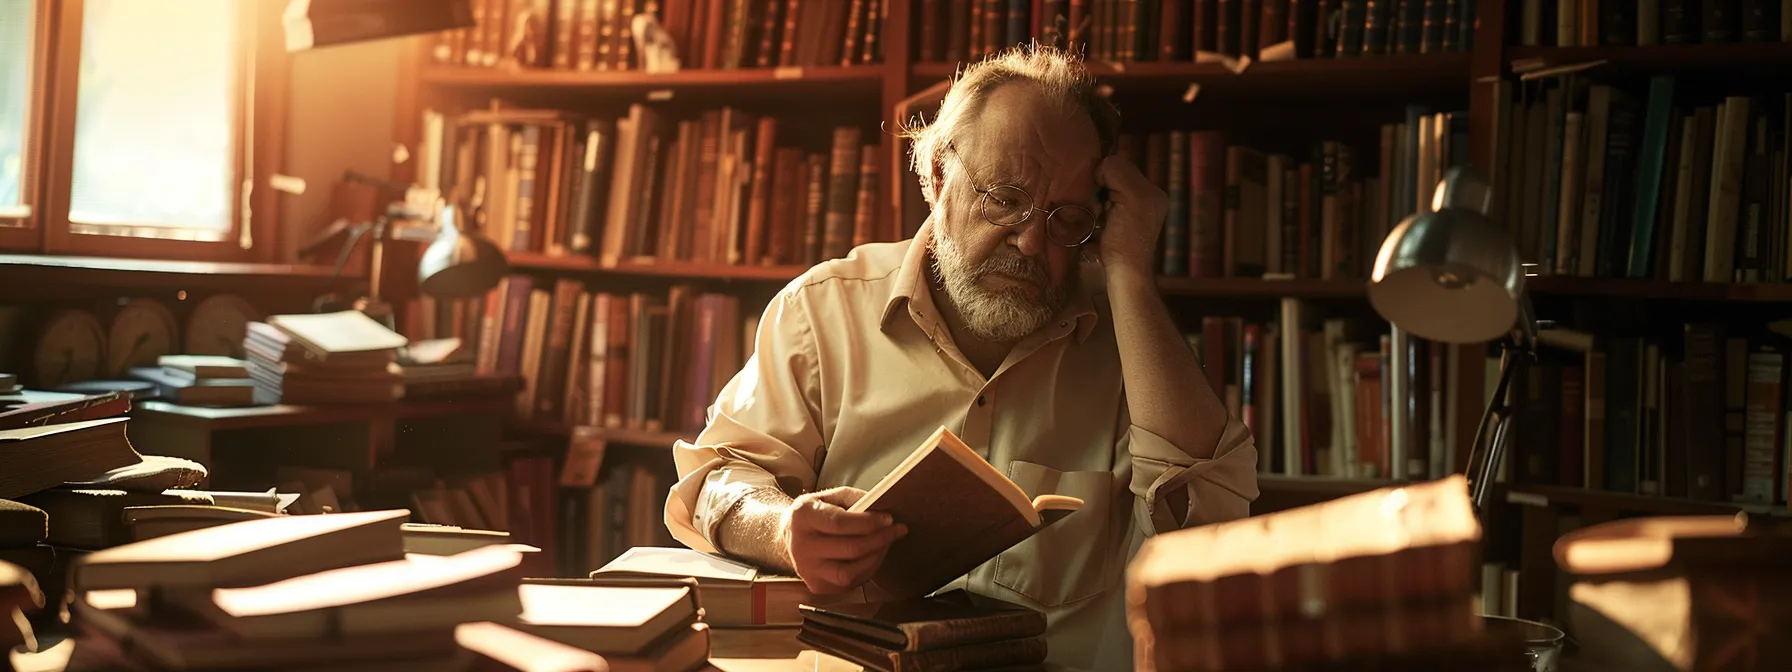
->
[[901, 43, 1121, 207]]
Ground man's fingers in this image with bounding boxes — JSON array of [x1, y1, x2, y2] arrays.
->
[[809, 486, 868, 509], [806, 523, 909, 561], [802, 500, 892, 535]]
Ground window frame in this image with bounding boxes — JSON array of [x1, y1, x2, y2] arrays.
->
[[0, 0, 53, 248], [8, 0, 287, 262]]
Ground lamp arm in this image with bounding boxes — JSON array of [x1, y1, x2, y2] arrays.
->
[[1463, 340, 1530, 515], [332, 221, 376, 278]]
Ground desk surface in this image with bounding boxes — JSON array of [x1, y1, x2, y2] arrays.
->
[[134, 396, 513, 429], [709, 627, 861, 672]]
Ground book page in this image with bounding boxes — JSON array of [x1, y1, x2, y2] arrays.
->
[[595, 546, 758, 583]]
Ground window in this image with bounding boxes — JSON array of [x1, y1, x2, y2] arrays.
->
[[67, 0, 241, 239], [0, 0, 37, 224], [9, 0, 285, 261]]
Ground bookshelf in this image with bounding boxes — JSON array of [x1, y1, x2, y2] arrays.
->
[[385, 0, 1792, 631]]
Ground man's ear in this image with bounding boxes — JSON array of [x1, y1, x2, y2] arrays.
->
[[923, 157, 947, 204]]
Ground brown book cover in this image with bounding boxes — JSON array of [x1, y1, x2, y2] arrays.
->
[[798, 620, 1047, 672], [755, 0, 786, 66], [1127, 475, 1478, 632], [0, 418, 141, 501], [848, 426, 1082, 599], [851, 143, 879, 247], [743, 116, 780, 266], [172, 544, 527, 641], [797, 589, 1046, 652], [766, 147, 804, 264], [821, 127, 863, 259], [72, 509, 409, 592], [802, 152, 829, 263]]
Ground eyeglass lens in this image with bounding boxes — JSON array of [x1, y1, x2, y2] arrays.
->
[[979, 185, 1097, 246]]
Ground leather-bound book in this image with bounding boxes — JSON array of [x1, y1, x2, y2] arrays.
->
[[1127, 475, 1483, 672], [797, 589, 1046, 652], [1555, 513, 1792, 671], [847, 426, 1082, 599]]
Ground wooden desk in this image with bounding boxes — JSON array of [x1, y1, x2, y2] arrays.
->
[[127, 395, 513, 489], [708, 627, 863, 672]]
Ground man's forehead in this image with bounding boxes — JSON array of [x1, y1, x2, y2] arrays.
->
[[963, 83, 1100, 154]]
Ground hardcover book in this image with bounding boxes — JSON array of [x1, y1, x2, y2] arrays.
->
[[848, 426, 1082, 599]]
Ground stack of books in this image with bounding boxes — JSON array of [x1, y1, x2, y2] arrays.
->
[[2, 509, 708, 670], [1126, 475, 1527, 671], [243, 311, 407, 405], [510, 576, 712, 671], [796, 590, 1050, 672], [51, 510, 544, 669], [129, 355, 255, 407]]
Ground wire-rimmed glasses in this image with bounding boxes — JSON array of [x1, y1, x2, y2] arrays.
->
[[945, 143, 1101, 247]]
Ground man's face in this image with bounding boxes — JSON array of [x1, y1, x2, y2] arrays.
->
[[929, 83, 1102, 343]]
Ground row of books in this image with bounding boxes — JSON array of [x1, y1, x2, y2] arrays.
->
[[1196, 302, 1462, 482], [430, 0, 884, 71], [916, 0, 1478, 65], [1126, 107, 1467, 280], [1502, 321, 1792, 508], [405, 276, 753, 433], [1495, 74, 1792, 284], [1515, 0, 1792, 47], [417, 104, 889, 268]]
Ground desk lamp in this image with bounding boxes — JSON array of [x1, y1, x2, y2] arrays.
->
[[1368, 167, 1537, 516]]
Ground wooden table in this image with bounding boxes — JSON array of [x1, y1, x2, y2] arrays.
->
[[708, 627, 862, 672]]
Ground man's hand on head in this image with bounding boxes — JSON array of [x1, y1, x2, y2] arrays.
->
[[1093, 153, 1168, 281], [777, 486, 908, 595]]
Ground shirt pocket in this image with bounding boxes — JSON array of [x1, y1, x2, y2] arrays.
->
[[992, 460, 1120, 609]]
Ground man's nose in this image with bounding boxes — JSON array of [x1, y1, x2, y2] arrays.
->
[[1006, 212, 1048, 257]]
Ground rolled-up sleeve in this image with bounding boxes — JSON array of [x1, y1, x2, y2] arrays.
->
[[1126, 412, 1259, 535], [664, 289, 826, 553]]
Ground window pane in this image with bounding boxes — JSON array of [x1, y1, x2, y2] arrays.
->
[[0, 0, 30, 216], [68, 0, 239, 238]]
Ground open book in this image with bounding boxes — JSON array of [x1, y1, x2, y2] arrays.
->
[[848, 426, 1082, 599]]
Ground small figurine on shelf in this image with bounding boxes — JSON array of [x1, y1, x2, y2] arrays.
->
[[632, 12, 680, 74]]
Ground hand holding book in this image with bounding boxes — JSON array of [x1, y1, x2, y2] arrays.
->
[[779, 486, 909, 595]]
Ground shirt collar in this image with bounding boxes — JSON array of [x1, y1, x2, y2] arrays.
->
[[881, 214, 1103, 344]]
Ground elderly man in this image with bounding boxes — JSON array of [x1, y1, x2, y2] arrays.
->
[[663, 45, 1259, 670]]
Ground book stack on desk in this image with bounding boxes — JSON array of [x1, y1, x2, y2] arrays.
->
[[46, 509, 563, 670], [796, 590, 1050, 672], [1, 389, 156, 631], [128, 355, 255, 408], [242, 310, 407, 405], [508, 577, 712, 672], [1126, 475, 1527, 672]]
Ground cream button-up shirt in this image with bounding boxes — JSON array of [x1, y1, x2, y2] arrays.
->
[[664, 221, 1260, 672]]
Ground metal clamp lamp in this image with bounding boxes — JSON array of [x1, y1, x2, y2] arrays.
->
[[1368, 167, 1539, 517]]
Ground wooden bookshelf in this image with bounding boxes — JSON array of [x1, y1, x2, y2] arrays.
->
[[1158, 276, 1366, 299], [420, 64, 887, 98], [510, 420, 692, 449], [1503, 483, 1786, 518], [137, 397, 515, 431], [1528, 276, 1792, 302], [1508, 42, 1792, 77], [0, 254, 355, 297], [508, 251, 1373, 297], [910, 53, 1473, 101]]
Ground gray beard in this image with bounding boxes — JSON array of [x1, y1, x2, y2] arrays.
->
[[929, 232, 1069, 342]]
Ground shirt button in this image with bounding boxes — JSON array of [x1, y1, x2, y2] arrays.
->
[[977, 395, 987, 407], [1059, 321, 1068, 328]]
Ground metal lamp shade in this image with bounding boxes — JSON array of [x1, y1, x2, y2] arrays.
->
[[419, 205, 508, 300], [1367, 168, 1524, 345]]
